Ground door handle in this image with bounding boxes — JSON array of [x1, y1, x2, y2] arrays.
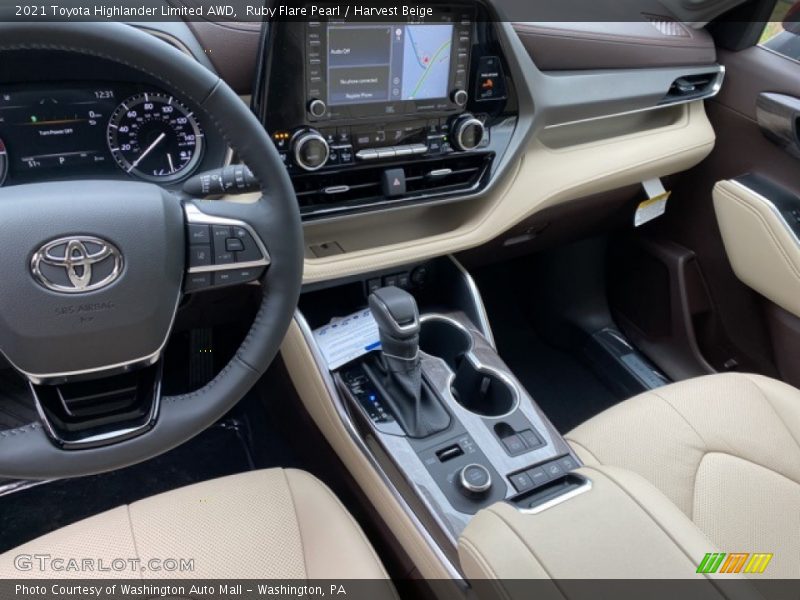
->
[[756, 92, 800, 158], [756, 92, 800, 159]]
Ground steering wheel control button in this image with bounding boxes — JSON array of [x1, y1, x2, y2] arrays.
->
[[225, 237, 244, 253], [211, 225, 231, 242], [232, 227, 263, 263], [185, 272, 212, 292], [459, 463, 492, 495], [214, 268, 264, 288], [189, 245, 212, 267], [188, 224, 211, 245]]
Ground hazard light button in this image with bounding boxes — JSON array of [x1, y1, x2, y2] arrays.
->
[[382, 168, 406, 198]]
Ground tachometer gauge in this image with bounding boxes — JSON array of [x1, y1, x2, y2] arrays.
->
[[107, 92, 202, 182], [0, 138, 7, 186]]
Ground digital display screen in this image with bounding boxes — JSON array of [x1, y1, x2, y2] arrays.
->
[[327, 23, 454, 106], [0, 88, 118, 181]]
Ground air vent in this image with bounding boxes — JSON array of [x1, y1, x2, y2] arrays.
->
[[642, 14, 690, 37], [293, 153, 493, 220], [661, 71, 721, 104]]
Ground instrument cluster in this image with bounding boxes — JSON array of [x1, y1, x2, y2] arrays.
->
[[0, 84, 206, 188]]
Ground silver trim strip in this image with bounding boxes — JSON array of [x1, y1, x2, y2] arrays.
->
[[544, 65, 725, 130], [30, 368, 161, 450], [448, 255, 496, 349], [293, 310, 465, 581], [184, 203, 272, 274], [517, 475, 593, 515]]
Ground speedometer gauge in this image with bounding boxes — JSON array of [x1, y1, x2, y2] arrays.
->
[[107, 92, 202, 182]]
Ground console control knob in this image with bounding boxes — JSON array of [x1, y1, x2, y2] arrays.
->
[[308, 98, 327, 118], [452, 89, 468, 107], [451, 114, 486, 151], [292, 130, 329, 172], [459, 463, 492, 495]]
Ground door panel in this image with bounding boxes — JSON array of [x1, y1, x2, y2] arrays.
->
[[617, 43, 800, 383]]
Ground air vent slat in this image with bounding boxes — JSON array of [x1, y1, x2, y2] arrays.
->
[[294, 153, 493, 220]]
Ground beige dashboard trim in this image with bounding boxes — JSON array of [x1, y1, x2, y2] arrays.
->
[[301, 100, 715, 284], [714, 179, 800, 318]]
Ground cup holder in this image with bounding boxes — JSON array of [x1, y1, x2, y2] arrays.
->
[[419, 317, 472, 371], [419, 317, 517, 418]]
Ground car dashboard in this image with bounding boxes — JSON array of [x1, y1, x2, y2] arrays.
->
[[0, 51, 228, 190]]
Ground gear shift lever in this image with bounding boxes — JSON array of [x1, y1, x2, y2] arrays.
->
[[369, 286, 421, 368], [366, 287, 450, 438]]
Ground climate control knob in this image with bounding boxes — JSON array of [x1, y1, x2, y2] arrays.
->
[[458, 463, 492, 496], [451, 114, 486, 151], [292, 129, 329, 171]]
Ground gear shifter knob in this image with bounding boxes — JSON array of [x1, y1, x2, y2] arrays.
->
[[369, 286, 420, 361], [366, 286, 450, 438]]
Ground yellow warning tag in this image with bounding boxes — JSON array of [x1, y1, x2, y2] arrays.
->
[[635, 179, 671, 227]]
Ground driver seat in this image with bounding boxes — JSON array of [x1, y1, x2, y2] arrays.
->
[[0, 468, 390, 579]]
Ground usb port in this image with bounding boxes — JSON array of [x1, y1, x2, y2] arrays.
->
[[436, 444, 464, 463]]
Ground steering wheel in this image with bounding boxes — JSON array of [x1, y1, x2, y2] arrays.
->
[[0, 23, 304, 479]]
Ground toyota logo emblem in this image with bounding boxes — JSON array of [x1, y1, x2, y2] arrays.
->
[[31, 236, 123, 293]]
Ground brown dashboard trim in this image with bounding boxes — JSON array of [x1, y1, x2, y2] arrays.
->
[[513, 21, 716, 71]]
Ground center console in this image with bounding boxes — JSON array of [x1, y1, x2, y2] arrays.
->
[[254, 1, 517, 221], [296, 257, 589, 560]]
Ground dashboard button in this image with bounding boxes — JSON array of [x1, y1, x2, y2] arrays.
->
[[339, 147, 354, 164], [188, 224, 210, 245], [526, 467, 548, 487], [356, 149, 378, 161], [560, 456, 579, 471], [502, 434, 526, 455], [520, 429, 544, 449], [544, 461, 565, 479], [376, 148, 396, 160], [510, 472, 534, 493]]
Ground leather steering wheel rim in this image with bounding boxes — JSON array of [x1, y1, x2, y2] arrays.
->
[[0, 23, 304, 479]]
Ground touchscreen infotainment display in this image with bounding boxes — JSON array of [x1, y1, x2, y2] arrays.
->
[[327, 23, 454, 106]]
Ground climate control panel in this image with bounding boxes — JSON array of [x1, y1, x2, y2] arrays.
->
[[273, 113, 488, 173]]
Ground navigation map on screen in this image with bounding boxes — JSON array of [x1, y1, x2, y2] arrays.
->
[[401, 24, 453, 100]]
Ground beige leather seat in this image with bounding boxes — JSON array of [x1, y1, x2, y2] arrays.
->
[[566, 373, 800, 578], [0, 468, 390, 580]]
